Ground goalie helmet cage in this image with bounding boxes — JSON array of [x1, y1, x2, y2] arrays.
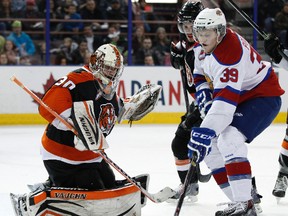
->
[[10, 75, 175, 203]]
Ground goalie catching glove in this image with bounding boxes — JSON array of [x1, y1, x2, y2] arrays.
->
[[71, 100, 109, 151], [118, 84, 162, 124]]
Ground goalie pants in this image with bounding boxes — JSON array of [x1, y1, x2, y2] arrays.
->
[[44, 159, 116, 190]]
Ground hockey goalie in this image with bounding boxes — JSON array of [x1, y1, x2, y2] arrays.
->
[[10, 44, 163, 216]]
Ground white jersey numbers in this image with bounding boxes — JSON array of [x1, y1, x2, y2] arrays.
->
[[55, 76, 76, 90]]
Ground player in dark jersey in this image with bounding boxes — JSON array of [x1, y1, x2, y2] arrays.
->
[[264, 34, 288, 202], [167, 0, 204, 203]]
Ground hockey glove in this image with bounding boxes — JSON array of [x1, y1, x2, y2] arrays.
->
[[182, 102, 202, 129], [188, 127, 216, 163], [118, 84, 162, 124], [195, 88, 213, 117], [264, 34, 283, 64], [170, 41, 184, 69]]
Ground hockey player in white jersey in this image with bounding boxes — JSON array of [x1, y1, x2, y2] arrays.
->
[[188, 8, 285, 216], [264, 34, 288, 202]]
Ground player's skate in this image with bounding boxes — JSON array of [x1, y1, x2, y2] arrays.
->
[[251, 177, 263, 214], [166, 182, 199, 203], [272, 174, 288, 203], [215, 200, 257, 216], [10, 193, 28, 216]]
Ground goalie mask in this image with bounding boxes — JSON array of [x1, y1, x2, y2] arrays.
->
[[89, 44, 124, 100]]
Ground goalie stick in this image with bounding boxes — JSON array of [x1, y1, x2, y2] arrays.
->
[[10, 75, 176, 203]]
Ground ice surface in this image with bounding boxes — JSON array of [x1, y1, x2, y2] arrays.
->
[[0, 124, 287, 215]]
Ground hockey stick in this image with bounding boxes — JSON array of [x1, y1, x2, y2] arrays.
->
[[225, 0, 288, 61], [174, 157, 197, 216], [10, 75, 176, 203], [180, 66, 189, 112], [179, 64, 211, 183]]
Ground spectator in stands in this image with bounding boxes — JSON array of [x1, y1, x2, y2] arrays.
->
[[0, 52, 8, 65], [39, 41, 46, 65], [4, 39, 20, 65], [71, 39, 89, 65], [81, 25, 103, 53], [80, 0, 108, 31], [258, 0, 283, 33], [54, 53, 68, 65], [106, 0, 127, 23], [63, 3, 84, 41], [102, 25, 128, 61], [43, 0, 65, 41], [50, 37, 78, 64], [0, 0, 15, 33], [153, 26, 170, 65], [132, 25, 145, 55], [7, 20, 35, 58], [19, 0, 44, 39], [134, 36, 159, 65], [83, 51, 91, 65], [20, 55, 31, 65], [144, 54, 155, 66], [0, 35, 5, 53], [274, 2, 288, 48], [132, 0, 158, 33], [10, 0, 26, 15]]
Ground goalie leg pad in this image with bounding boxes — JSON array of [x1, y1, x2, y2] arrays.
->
[[71, 100, 108, 151], [12, 184, 141, 216], [116, 174, 150, 207]]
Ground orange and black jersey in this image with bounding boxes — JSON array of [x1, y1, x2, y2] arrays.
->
[[39, 65, 120, 164], [178, 34, 197, 99]]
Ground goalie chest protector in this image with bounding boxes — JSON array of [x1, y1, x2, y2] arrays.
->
[[41, 69, 120, 162], [68, 70, 120, 137]]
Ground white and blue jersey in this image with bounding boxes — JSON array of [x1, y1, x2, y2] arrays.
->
[[193, 28, 284, 140]]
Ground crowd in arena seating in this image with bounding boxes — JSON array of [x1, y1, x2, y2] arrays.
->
[[0, 0, 287, 66]]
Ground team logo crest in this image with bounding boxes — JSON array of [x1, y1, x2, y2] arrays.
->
[[98, 103, 116, 135], [216, 9, 223, 16], [198, 50, 206, 60], [184, 61, 194, 87]]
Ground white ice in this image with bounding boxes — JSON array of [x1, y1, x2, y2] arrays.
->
[[0, 124, 287, 215]]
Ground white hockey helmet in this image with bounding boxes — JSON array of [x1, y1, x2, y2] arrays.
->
[[89, 43, 123, 100], [193, 8, 226, 42]]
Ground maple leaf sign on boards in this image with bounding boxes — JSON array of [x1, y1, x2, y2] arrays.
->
[[31, 73, 57, 104]]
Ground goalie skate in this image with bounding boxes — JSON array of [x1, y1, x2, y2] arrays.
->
[[10, 193, 27, 216]]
